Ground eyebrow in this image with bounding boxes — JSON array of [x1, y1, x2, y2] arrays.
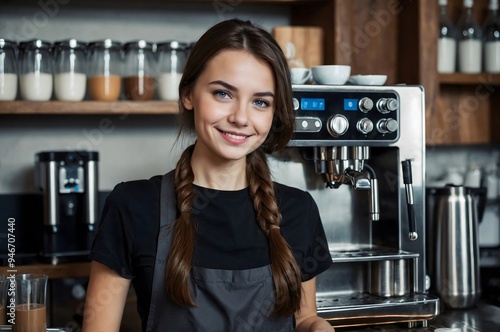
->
[[209, 80, 275, 98]]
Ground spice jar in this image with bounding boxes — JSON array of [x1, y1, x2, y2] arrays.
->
[[19, 39, 53, 101], [0, 39, 18, 101], [156, 41, 188, 101], [123, 40, 155, 101], [53, 39, 87, 101], [87, 39, 122, 101]]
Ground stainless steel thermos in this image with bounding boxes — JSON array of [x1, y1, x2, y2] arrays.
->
[[428, 184, 486, 309]]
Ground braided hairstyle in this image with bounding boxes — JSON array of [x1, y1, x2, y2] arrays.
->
[[165, 19, 300, 316]]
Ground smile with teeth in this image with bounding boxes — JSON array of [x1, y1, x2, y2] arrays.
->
[[223, 131, 248, 140]]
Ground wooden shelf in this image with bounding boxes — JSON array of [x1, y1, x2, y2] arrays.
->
[[438, 73, 500, 85], [0, 262, 91, 279], [55, 0, 330, 4], [0, 100, 179, 115]]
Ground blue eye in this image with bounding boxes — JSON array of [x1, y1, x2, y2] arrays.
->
[[215, 90, 230, 99], [254, 99, 270, 108]]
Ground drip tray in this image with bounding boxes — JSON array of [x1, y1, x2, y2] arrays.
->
[[317, 293, 440, 327], [330, 246, 419, 263]]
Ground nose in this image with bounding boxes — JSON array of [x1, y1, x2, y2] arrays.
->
[[228, 101, 248, 127]]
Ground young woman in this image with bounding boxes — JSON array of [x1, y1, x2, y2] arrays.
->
[[83, 19, 333, 332]]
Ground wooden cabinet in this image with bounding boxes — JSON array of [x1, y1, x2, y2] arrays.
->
[[296, 0, 500, 145], [408, 0, 500, 145], [1, 0, 499, 145]]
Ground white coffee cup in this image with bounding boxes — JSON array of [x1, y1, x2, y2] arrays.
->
[[290, 67, 312, 84], [311, 65, 351, 85]]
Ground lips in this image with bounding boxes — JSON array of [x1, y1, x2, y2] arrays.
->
[[219, 129, 251, 143], [224, 131, 247, 140]]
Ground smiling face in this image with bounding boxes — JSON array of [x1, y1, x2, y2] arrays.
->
[[182, 50, 275, 166]]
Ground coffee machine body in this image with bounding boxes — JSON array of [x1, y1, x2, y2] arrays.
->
[[35, 151, 99, 264], [269, 85, 439, 327]]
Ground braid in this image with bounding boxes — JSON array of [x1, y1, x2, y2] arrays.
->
[[246, 150, 302, 316], [165, 144, 197, 307]]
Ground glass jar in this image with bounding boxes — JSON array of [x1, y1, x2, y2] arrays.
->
[[53, 39, 87, 101], [123, 40, 155, 101], [156, 41, 188, 101], [0, 39, 18, 101], [87, 39, 122, 101], [19, 39, 53, 101]]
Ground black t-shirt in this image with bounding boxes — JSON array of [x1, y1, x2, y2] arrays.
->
[[90, 174, 332, 329]]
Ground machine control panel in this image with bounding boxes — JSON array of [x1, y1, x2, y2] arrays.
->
[[290, 87, 400, 145]]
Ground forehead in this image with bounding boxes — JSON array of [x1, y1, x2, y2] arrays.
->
[[201, 49, 275, 90]]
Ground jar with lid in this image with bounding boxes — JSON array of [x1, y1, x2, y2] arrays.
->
[[19, 39, 53, 101], [123, 40, 155, 101], [156, 41, 188, 101], [87, 39, 122, 101], [0, 39, 18, 101], [53, 39, 87, 101]]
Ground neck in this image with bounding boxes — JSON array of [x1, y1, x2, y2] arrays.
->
[[190, 144, 248, 190]]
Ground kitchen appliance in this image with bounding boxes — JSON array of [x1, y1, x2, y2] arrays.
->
[[270, 84, 439, 327], [427, 185, 486, 309], [35, 151, 99, 264]]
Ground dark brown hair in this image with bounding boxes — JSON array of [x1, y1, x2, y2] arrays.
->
[[166, 19, 300, 316]]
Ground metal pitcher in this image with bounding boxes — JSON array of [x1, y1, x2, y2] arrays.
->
[[429, 184, 486, 309]]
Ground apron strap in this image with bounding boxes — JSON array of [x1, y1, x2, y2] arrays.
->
[[146, 170, 176, 332]]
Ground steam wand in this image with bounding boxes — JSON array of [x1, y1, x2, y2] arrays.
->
[[363, 164, 379, 222], [401, 159, 418, 240]]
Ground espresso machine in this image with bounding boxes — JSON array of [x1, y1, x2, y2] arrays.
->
[[270, 85, 439, 327], [35, 151, 99, 264]]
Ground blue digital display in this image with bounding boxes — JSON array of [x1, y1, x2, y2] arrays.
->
[[301, 98, 325, 111], [344, 99, 359, 111]]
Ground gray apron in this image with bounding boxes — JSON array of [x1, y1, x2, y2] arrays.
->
[[145, 171, 294, 332]]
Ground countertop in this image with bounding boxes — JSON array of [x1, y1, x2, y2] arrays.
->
[[336, 302, 500, 332]]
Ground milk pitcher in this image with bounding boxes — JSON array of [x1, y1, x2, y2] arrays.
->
[[431, 184, 486, 309]]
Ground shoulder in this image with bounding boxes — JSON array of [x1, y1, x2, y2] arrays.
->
[[105, 174, 165, 209], [113, 174, 163, 196], [119, 175, 162, 192]]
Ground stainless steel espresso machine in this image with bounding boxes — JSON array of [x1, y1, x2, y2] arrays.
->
[[270, 85, 439, 328], [35, 151, 99, 264]]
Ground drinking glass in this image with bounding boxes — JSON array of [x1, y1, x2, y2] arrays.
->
[[13, 274, 48, 332], [0, 275, 8, 325]]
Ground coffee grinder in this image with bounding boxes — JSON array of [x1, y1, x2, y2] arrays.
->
[[35, 151, 99, 264]]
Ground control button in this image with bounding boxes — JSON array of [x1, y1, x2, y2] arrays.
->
[[359, 97, 374, 113], [376, 98, 399, 114], [377, 118, 399, 133], [293, 98, 300, 110], [327, 114, 349, 137], [294, 117, 322, 132], [356, 118, 374, 134]]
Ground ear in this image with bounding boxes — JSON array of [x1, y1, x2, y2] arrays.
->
[[181, 91, 194, 111]]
